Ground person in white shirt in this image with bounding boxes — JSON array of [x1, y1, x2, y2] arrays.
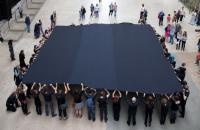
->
[[180, 7, 185, 22], [140, 4, 145, 19], [113, 2, 118, 17], [94, 4, 99, 18]]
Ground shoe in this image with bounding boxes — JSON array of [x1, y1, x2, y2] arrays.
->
[[92, 118, 95, 122], [63, 116, 68, 120], [127, 121, 130, 126], [145, 123, 147, 127], [25, 112, 31, 116], [149, 123, 151, 127], [59, 116, 62, 120]]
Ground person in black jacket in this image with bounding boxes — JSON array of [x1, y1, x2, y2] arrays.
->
[[17, 85, 31, 115], [179, 82, 190, 118], [175, 63, 186, 81], [19, 50, 27, 68], [160, 94, 170, 125], [126, 91, 138, 126], [8, 40, 15, 61], [52, 83, 69, 120], [170, 94, 180, 124], [144, 93, 156, 127], [6, 91, 19, 112], [112, 89, 122, 121], [97, 89, 110, 122], [31, 83, 42, 115]]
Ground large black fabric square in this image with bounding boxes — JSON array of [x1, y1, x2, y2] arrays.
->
[[23, 23, 182, 94]]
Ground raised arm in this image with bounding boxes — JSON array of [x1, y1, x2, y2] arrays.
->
[[31, 82, 36, 90], [117, 90, 122, 98], [50, 83, 57, 93], [81, 83, 84, 91], [104, 89, 110, 98], [38, 83, 42, 92], [64, 83, 68, 94], [66, 83, 71, 91], [112, 89, 117, 98]]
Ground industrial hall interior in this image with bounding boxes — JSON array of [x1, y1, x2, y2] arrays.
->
[[0, 0, 200, 130]]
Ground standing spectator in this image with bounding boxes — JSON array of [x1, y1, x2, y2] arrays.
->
[[144, 93, 156, 127], [176, 31, 182, 50], [94, 4, 99, 18], [90, 4, 95, 17], [97, 89, 110, 122], [176, 10, 181, 22], [181, 31, 187, 51], [195, 50, 200, 65], [41, 84, 57, 117], [52, 83, 69, 120], [167, 14, 171, 23], [158, 10, 165, 26], [50, 11, 56, 30], [0, 31, 4, 43], [109, 3, 114, 16], [169, 23, 175, 44], [69, 83, 84, 118], [19, 50, 27, 68], [17, 85, 31, 115], [172, 11, 177, 23], [189, 10, 197, 25], [197, 38, 200, 52], [180, 7, 185, 22], [160, 94, 169, 125], [126, 91, 138, 126], [113, 2, 118, 17], [143, 9, 148, 22], [31, 83, 42, 115], [196, 10, 200, 26], [85, 87, 97, 121], [112, 89, 122, 121], [25, 15, 31, 33], [80, 6, 86, 21], [39, 20, 44, 34], [140, 4, 145, 19], [8, 40, 15, 61], [179, 84, 190, 118], [165, 24, 171, 42]]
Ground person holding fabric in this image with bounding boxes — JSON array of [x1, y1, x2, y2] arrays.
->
[[84, 86, 97, 121], [17, 85, 31, 115], [19, 50, 27, 68], [69, 83, 84, 118], [160, 94, 170, 125], [144, 93, 156, 127], [112, 89, 122, 121], [179, 82, 190, 118], [170, 94, 180, 124], [31, 83, 42, 115], [41, 84, 57, 117], [52, 83, 69, 120], [126, 91, 138, 126], [97, 89, 110, 122]]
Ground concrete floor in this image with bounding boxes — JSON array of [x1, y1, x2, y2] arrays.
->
[[0, 0, 200, 130]]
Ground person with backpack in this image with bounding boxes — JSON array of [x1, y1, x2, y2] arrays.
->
[[112, 89, 122, 121], [97, 89, 110, 122], [84, 87, 97, 121]]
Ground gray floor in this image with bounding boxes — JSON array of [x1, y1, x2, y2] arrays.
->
[[1, 0, 200, 129]]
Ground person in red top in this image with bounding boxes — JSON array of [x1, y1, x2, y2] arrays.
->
[[195, 51, 200, 65]]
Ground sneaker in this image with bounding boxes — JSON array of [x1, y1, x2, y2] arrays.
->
[[59, 116, 62, 120], [52, 114, 57, 117]]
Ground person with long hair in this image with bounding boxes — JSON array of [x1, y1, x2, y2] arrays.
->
[[112, 89, 122, 121], [181, 31, 187, 51]]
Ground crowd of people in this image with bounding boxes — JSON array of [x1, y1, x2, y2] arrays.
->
[[5, 23, 190, 127], [79, 2, 118, 21]]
